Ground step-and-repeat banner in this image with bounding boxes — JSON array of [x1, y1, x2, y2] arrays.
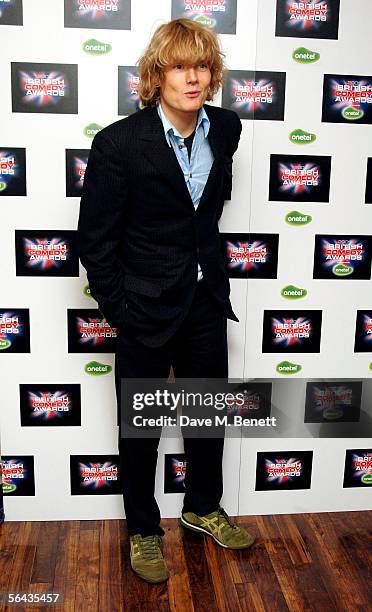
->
[[1, 0, 371, 520]]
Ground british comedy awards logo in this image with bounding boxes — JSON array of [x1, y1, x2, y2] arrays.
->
[[70, 455, 121, 494], [255, 450, 313, 491], [67, 309, 117, 353], [343, 449, 372, 487], [164, 454, 187, 493], [2, 456, 35, 496], [275, 0, 340, 40], [0, 0, 23, 25], [269, 154, 331, 203], [20, 384, 81, 427], [11, 62, 78, 114], [220, 233, 279, 279], [305, 381, 362, 422], [354, 311, 372, 352], [322, 74, 372, 124], [0, 309, 30, 353], [0, 147, 26, 196], [64, 0, 131, 30], [262, 310, 322, 353], [15, 230, 79, 277], [313, 235, 372, 280], [118, 66, 143, 116], [66, 149, 89, 197], [171, 0, 237, 35], [222, 70, 286, 120]]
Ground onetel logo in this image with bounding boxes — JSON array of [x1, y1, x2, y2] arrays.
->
[[85, 361, 112, 376], [3, 483, 17, 493], [281, 285, 307, 299], [361, 473, 372, 485], [342, 107, 364, 121], [0, 182, 7, 191], [333, 263, 353, 277], [289, 129, 316, 145], [83, 285, 92, 298], [285, 211, 312, 226], [323, 407, 343, 421], [84, 123, 103, 138], [83, 39, 112, 55], [194, 15, 216, 29], [292, 47, 320, 64], [276, 361, 302, 375], [0, 339, 11, 350]]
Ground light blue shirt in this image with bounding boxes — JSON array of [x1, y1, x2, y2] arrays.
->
[[156, 101, 214, 282]]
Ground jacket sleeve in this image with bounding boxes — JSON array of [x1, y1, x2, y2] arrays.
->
[[223, 112, 242, 201], [77, 129, 127, 329]]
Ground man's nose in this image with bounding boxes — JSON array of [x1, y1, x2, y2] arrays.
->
[[186, 67, 198, 82]]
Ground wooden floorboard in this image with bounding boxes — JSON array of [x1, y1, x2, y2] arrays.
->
[[0, 511, 370, 612]]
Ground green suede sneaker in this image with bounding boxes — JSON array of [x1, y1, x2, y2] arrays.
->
[[180, 506, 255, 549], [129, 534, 169, 583]]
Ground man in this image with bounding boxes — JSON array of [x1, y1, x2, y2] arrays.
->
[[77, 18, 255, 584]]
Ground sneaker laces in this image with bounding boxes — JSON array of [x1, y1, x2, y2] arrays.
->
[[138, 535, 162, 560], [217, 506, 238, 530]]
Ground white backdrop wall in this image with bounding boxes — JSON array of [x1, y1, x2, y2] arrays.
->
[[0, 0, 371, 521]]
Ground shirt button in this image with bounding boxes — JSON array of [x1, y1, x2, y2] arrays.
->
[[190, 173, 193, 178], [179, 144, 183, 149]]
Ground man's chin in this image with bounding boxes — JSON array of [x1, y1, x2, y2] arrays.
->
[[182, 98, 206, 111]]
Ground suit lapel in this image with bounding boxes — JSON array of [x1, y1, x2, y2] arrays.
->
[[138, 104, 224, 213]]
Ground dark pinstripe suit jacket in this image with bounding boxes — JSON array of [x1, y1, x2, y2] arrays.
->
[[77, 103, 242, 347]]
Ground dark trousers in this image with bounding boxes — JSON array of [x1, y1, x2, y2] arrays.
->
[[115, 280, 228, 536]]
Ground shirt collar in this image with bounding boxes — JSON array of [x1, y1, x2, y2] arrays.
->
[[156, 101, 210, 147]]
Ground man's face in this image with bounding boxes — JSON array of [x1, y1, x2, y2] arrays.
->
[[159, 61, 212, 114]]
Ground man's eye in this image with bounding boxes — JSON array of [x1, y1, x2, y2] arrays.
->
[[199, 64, 208, 70], [174, 64, 184, 70]]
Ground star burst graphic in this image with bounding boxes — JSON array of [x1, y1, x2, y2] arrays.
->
[[0, 151, 18, 186], [266, 457, 302, 484], [77, 317, 114, 345], [74, 157, 87, 188], [352, 452, 372, 481], [231, 79, 275, 112], [76, 0, 118, 19], [313, 386, 351, 413], [321, 238, 363, 270], [330, 79, 372, 113], [181, 0, 220, 19], [227, 390, 261, 417], [28, 391, 70, 421], [362, 314, 372, 342], [2, 459, 27, 486], [227, 241, 268, 272], [23, 238, 68, 269], [171, 459, 186, 487], [125, 71, 140, 102], [20, 71, 67, 106], [79, 462, 118, 489], [286, 0, 329, 30], [272, 316, 311, 346], [279, 162, 320, 194], [0, 311, 22, 342]]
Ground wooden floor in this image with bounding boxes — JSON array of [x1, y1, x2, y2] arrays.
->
[[0, 511, 371, 611]]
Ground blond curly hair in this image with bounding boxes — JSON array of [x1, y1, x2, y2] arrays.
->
[[137, 18, 226, 107]]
